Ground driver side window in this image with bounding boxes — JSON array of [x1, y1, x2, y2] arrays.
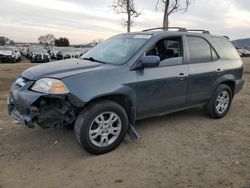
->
[[146, 36, 183, 67]]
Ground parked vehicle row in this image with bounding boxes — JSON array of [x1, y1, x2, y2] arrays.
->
[[20, 46, 51, 63], [48, 46, 90, 60], [20, 46, 90, 63], [0, 46, 21, 63], [237, 48, 250, 57]]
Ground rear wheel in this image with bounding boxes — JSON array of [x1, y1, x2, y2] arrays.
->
[[74, 100, 128, 155], [207, 84, 233, 119]]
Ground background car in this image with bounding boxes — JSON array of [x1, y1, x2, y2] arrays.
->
[[0, 47, 19, 63], [31, 48, 51, 63]]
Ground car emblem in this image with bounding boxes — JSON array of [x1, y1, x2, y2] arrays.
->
[[15, 77, 26, 87]]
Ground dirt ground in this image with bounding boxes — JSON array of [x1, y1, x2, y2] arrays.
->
[[0, 57, 249, 188]]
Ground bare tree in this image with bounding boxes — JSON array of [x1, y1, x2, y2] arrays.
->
[[112, 0, 141, 32], [155, 0, 191, 28], [38, 34, 56, 46]]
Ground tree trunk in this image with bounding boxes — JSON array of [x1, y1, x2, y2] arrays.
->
[[127, 0, 131, 32], [163, 0, 169, 28]]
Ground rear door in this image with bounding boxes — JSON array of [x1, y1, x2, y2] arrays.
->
[[136, 35, 189, 119], [185, 35, 222, 105]]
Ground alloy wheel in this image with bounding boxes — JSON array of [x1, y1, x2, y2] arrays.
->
[[216, 90, 230, 114], [89, 111, 122, 147]]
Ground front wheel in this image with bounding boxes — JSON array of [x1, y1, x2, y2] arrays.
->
[[74, 100, 129, 155], [206, 84, 233, 119]]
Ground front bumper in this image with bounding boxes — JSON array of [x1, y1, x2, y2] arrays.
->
[[31, 55, 50, 63], [0, 55, 16, 63], [8, 78, 84, 128], [8, 80, 45, 127], [8, 101, 39, 128]]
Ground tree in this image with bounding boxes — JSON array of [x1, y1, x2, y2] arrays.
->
[[0, 37, 6, 46], [112, 0, 141, 32], [0, 36, 15, 46], [38, 34, 56, 46], [9, 40, 15, 45], [155, 0, 192, 28], [55, 37, 70, 47]]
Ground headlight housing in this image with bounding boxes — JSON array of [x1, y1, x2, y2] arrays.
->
[[31, 78, 69, 94]]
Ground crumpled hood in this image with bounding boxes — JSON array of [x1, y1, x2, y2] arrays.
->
[[22, 58, 105, 80]]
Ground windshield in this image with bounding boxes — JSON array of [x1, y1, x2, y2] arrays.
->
[[81, 34, 151, 65]]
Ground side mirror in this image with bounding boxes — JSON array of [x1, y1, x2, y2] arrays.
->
[[140, 55, 160, 68]]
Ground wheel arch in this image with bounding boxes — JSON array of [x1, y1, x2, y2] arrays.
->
[[220, 80, 235, 96], [83, 93, 136, 125], [213, 74, 236, 97]]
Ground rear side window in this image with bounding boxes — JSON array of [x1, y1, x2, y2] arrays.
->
[[186, 36, 213, 63], [210, 37, 240, 60]]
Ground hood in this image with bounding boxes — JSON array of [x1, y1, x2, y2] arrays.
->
[[0, 50, 13, 56], [22, 58, 106, 80]]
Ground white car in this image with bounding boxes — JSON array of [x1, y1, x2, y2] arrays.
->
[[0, 47, 17, 63]]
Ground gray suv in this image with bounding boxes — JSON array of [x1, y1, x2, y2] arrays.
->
[[8, 27, 244, 154]]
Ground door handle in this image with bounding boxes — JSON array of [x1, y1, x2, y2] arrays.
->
[[178, 73, 187, 80], [216, 68, 222, 74]]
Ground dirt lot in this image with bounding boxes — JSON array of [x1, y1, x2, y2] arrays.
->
[[0, 57, 249, 188]]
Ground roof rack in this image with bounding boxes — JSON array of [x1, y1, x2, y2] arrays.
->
[[142, 27, 211, 34], [186, 29, 210, 34], [142, 27, 187, 32]]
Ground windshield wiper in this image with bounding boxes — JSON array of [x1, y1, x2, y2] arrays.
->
[[83, 57, 107, 64]]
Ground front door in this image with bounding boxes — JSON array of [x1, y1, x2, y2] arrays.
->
[[135, 36, 189, 119]]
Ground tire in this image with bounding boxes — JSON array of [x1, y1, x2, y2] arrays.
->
[[74, 100, 129, 155], [207, 84, 233, 119]]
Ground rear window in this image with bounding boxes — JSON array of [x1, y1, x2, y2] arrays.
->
[[186, 36, 212, 63], [210, 37, 240, 60]]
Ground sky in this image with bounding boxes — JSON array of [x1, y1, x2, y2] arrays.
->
[[0, 0, 250, 44]]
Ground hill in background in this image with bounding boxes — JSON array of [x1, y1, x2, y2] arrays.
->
[[232, 38, 250, 48]]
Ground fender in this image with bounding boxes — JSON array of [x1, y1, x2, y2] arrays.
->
[[78, 86, 140, 139], [212, 73, 236, 96]]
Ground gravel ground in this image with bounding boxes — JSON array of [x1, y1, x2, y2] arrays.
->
[[0, 57, 249, 188]]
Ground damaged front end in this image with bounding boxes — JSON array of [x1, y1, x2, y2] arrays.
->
[[32, 96, 76, 128], [9, 94, 79, 129], [8, 77, 83, 129]]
